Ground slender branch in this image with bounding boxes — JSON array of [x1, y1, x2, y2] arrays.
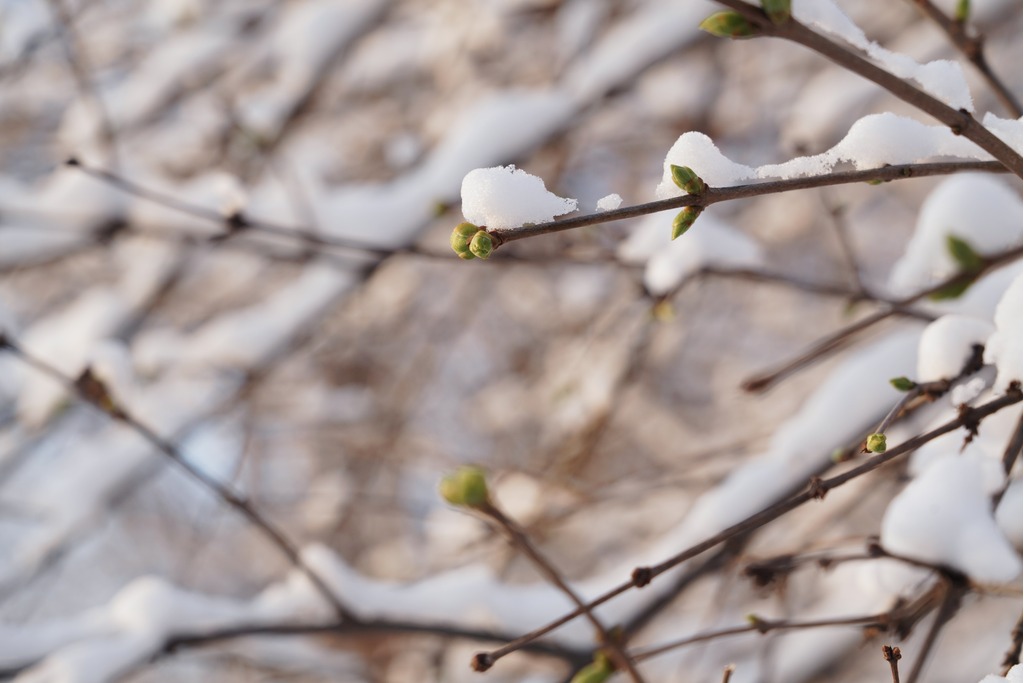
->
[[993, 416, 1023, 507], [0, 336, 360, 624], [741, 246, 1021, 393], [632, 611, 889, 662], [907, 0, 1022, 117], [474, 388, 1022, 663], [905, 579, 966, 683], [44, 0, 119, 166], [475, 502, 645, 682], [721, 664, 736, 683], [1001, 614, 1023, 676], [883, 644, 903, 683], [713, 0, 1023, 176], [487, 161, 1008, 247]]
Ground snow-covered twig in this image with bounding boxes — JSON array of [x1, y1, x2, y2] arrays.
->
[[907, 0, 1022, 117]]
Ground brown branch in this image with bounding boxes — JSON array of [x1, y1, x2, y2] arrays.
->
[[713, 0, 1023, 176], [473, 388, 1022, 664], [475, 501, 646, 682], [0, 336, 360, 624], [44, 0, 119, 166], [632, 611, 890, 662], [487, 161, 1009, 248], [1001, 614, 1023, 676], [993, 416, 1023, 508], [741, 246, 1021, 393], [907, 0, 1022, 117], [905, 578, 967, 683], [883, 644, 903, 683]]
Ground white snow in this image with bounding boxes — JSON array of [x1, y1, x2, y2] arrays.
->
[[916, 315, 994, 382], [983, 273, 1023, 392], [460, 165, 578, 230], [595, 193, 622, 211], [617, 208, 763, 295], [792, 0, 974, 111], [983, 114, 1024, 155], [979, 664, 1023, 683], [881, 455, 1021, 583], [758, 113, 988, 178], [888, 174, 1022, 297], [655, 132, 755, 199]]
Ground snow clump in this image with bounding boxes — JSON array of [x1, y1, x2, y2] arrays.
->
[[461, 165, 577, 230]]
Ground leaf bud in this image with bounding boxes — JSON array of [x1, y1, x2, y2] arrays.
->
[[866, 433, 887, 454], [889, 376, 917, 392], [670, 165, 707, 195], [671, 206, 703, 240], [469, 231, 494, 259], [699, 11, 762, 39], [450, 222, 479, 260], [761, 0, 791, 25], [439, 466, 490, 508]]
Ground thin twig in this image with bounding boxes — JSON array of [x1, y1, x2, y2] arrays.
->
[[907, 0, 1022, 117], [44, 0, 119, 166], [1001, 614, 1023, 676], [905, 579, 966, 683], [0, 336, 360, 624], [740, 247, 1021, 393], [713, 0, 1023, 176], [487, 161, 1009, 247], [883, 644, 903, 683], [474, 389, 1022, 664], [993, 416, 1023, 507], [476, 502, 646, 682]]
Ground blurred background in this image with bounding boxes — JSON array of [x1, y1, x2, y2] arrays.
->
[[0, 0, 1020, 681]]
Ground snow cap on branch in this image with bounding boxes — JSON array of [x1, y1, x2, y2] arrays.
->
[[461, 165, 577, 230]]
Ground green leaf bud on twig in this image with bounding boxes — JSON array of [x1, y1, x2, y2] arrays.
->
[[439, 466, 490, 508], [699, 11, 762, 39], [670, 165, 707, 195], [570, 654, 613, 683], [955, 0, 970, 23], [469, 231, 494, 259], [672, 206, 703, 240], [450, 222, 479, 260], [889, 376, 917, 392], [866, 433, 887, 454], [945, 234, 983, 272], [761, 0, 791, 25]]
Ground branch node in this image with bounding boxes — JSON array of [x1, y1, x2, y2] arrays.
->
[[808, 476, 828, 500], [471, 652, 495, 672], [631, 566, 653, 588]]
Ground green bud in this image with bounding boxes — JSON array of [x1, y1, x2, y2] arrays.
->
[[671, 206, 703, 240], [865, 178, 885, 186], [570, 656, 613, 683], [439, 466, 490, 508], [451, 222, 479, 260], [761, 0, 791, 25], [670, 165, 707, 195], [946, 234, 983, 273], [889, 376, 917, 392], [866, 433, 887, 454], [830, 447, 847, 464], [699, 11, 762, 39], [954, 0, 970, 23], [469, 231, 494, 259]]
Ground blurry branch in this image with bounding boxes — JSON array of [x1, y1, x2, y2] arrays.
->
[[473, 500, 646, 682], [44, 0, 119, 166], [907, 0, 1023, 117], [740, 245, 1021, 393], [0, 335, 360, 624], [1002, 614, 1023, 676], [159, 618, 590, 668], [905, 577, 968, 683], [993, 416, 1023, 507], [486, 161, 1010, 247], [819, 192, 866, 295], [883, 644, 903, 683], [473, 388, 1022, 665], [712, 0, 1023, 177]]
